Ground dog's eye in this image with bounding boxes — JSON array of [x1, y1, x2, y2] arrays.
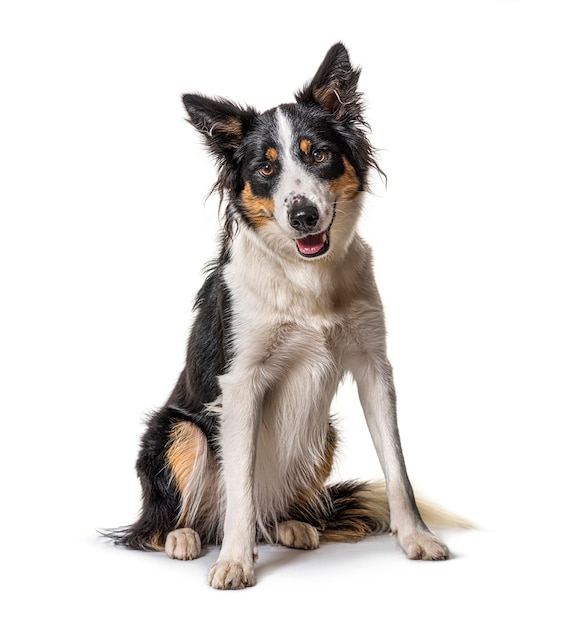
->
[[312, 149, 326, 163], [260, 162, 274, 176]]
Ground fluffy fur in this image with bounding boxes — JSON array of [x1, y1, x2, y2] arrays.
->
[[107, 43, 458, 589]]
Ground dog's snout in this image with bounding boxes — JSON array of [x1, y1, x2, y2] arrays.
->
[[289, 197, 319, 233]]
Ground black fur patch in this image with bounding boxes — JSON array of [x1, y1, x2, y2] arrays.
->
[[107, 42, 387, 554]]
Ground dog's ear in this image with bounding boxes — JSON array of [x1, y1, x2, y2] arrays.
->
[[182, 93, 256, 158], [182, 94, 256, 199], [296, 43, 363, 121]]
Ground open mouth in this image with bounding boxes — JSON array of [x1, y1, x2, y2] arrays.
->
[[296, 230, 330, 258], [294, 201, 336, 259]]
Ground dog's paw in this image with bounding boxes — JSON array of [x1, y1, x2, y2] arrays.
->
[[165, 528, 202, 560], [209, 560, 256, 590], [397, 529, 450, 561], [277, 521, 320, 550]]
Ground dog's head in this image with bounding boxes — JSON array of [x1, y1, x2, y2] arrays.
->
[[183, 43, 379, 261]]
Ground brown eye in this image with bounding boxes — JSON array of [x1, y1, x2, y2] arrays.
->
[[312, 149, 326, 163], [260, 162, 274, 176]]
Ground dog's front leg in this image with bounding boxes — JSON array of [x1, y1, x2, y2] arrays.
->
[[353, 353, 450, 560], [209, 373, 260, 589]]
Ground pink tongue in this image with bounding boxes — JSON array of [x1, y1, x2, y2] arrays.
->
[[297, 233, 325, 255]]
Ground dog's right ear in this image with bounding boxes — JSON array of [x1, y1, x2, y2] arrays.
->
[[182, 93, 256, 159]]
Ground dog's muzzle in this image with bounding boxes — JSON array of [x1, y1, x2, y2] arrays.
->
[[288, 196, 332, 258]]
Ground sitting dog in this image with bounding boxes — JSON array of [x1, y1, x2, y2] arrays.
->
[[108, 43, 451, 589]]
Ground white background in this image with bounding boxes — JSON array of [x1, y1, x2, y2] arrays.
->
[[1, 1, 577, 623]]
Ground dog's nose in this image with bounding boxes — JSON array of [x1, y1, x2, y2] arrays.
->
[[289, 198, 319, 233]]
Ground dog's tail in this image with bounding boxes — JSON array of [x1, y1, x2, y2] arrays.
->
[[289, 480, 472, 542]]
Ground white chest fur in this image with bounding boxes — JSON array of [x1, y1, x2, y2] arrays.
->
[[219, 229, 382, 523]]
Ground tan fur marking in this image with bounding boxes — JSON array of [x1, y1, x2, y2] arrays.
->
[[147, 531, 166, 552], [290, 425, 337, 512], [241, 182, 275, 228], [312, 86, 341, 116], [216, 117, 243, 138], [300, 138, 312, 155], [266, 147, 278, 161], [167, 421, 205, 496], [329, 157, 360, 200]]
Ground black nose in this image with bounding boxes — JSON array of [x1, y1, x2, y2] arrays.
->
[[289, 198, 319, 233]]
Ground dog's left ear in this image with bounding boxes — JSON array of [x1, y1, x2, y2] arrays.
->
[[296, 43, 363, 122]]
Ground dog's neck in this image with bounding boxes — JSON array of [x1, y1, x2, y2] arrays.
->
[[224, 226, 375, 328]]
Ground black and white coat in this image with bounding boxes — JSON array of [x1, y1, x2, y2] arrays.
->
[[110, 43, 450, 590]]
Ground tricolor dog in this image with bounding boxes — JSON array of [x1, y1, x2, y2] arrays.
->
[[108, 43, 452, 589]]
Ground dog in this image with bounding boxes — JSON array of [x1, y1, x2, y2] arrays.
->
[[108, 43, 453, 589]]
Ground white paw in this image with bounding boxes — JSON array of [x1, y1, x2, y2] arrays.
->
[[165, 528, 201, 560], [209, 560, 256, 590], [277, 521, 320, 550], [397, 529, 450, 561]]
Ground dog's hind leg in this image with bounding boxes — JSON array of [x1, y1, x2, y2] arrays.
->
[[162, 418, 219, 559], [276, 521, 320, 550], [165, 527, 202, 560], [107, 407, 216, 557]]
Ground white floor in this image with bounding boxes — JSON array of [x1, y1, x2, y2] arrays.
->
[[7, 525, 572, 625]]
